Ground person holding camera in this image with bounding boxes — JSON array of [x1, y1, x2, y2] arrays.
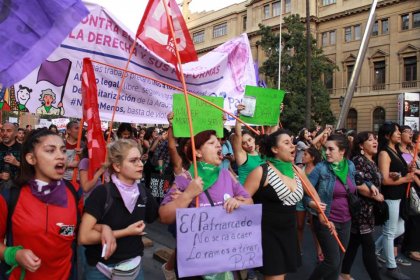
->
[[0, 122, 21, 182]]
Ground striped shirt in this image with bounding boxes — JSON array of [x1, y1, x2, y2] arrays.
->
[[267, 166, 304, 206]]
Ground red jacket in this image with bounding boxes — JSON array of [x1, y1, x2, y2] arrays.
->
[[0, 186, 77, 280]]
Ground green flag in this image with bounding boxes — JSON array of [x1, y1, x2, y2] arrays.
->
[[172, 94, 224, 138], [240, 85, 285, 126]]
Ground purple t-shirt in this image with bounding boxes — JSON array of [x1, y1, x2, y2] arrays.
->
[[329, 177, 356, 223], [161, 169, 250, 207]]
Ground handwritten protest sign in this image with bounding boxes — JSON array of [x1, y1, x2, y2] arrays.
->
[[240, 86, 285, 126], [176, 205, 262, 277], [172, 94, 224, 138], [51, 118, 70, 130]]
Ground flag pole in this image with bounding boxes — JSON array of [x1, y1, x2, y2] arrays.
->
[[71, 115, 84, 187], [162, 0, 199, 206]]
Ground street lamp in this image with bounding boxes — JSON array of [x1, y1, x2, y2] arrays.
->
[[339, 96, 345, 107]]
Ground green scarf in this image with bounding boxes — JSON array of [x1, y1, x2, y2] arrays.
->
[[330, 158, 349, 184], [44, 105, 52, 113], [0, 102, 3, 110], [268, 157, 294, 179], [17, 104, 26, 111], [188, 161, 220, 191]]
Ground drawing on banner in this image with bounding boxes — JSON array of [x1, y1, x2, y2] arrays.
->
[[16, 85, 32, 112], [36, 89, 65, 116]]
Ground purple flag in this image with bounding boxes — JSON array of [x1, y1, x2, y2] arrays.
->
[[37, 59, 72, 87], [0, 0, 88, 87], [176, 205, 263, 277]]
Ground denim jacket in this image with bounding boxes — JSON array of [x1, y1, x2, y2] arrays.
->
[[306, 160, 357, 217]]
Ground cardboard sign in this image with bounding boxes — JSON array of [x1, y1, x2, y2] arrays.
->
[[240, 86, 285, 125], [176, 204, 262, 277], [172, 94, 224, 138]]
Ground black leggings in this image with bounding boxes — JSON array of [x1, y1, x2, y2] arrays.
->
[[342, 232, 382, 280]]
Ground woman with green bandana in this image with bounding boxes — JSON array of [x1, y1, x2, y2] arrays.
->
[[307, 134, 358, 280], [233, 104, 265, 185], [244, 129, 325, 280], [159, 130, 253, 279]]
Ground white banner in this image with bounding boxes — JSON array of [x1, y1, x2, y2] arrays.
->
[[11, 3, 256, 125]]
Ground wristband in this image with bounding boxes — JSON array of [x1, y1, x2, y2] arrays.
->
[[4, 246, 26, 280]]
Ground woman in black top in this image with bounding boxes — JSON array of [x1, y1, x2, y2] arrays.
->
[[375, 122, 414, 280]]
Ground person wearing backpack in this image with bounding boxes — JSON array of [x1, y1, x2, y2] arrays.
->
[[0, 128, 114, 280], [78, 139, 158, 280]]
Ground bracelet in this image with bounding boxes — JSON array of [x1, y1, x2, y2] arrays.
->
[[4, 246, 26, 279]]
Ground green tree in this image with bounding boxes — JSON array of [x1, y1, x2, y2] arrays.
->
[[257, 14, 336, 133]]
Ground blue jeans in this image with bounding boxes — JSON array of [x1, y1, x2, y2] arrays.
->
[[84, 263, 144, 280], [375, 199, 405, 269]]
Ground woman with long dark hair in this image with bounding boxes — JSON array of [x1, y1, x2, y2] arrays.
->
[[375, 122, 413, 280], [244, 129, 325, 280], [340, 131, 384, 280]]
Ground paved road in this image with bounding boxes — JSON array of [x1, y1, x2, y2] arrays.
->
[[144, 221, 420, 279]]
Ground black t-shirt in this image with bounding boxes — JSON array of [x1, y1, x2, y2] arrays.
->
[[381, 147, 408, 200], [83, 182, 158, 266], [0, 142, 22, 179]]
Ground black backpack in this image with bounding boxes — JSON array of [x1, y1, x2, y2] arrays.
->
[[0, 180, 81, 280]]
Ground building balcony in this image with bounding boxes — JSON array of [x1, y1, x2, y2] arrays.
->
[[402, 81, 417, 88], [373, 84, 385, 91]]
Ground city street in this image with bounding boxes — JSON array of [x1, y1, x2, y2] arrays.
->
[[144, 220, 420, 279]]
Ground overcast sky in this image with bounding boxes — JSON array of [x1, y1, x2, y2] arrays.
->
[[86, 0, 244, 33]]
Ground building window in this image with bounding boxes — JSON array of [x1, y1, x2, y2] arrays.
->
[[373, 107, 385, 132], [322, 32, 328, 46], [285, 0, 291, 13], [373, 61, 386, 90], [263, 4, 270, 19], [382, 18, 389, 34], [354, 24, 361, 40], [346, 109, 357, 131], [324, 71, 333, 93], [272, 1, 281, 17], [403, 57, 417, 88], [414, 11, 420, 28], [242, 15, 247, 31], [330, 30, 336, 45], [193, 30, 204, 44], [372, 21, 378, 36], [213, 22, 227, 38], [347, 64, 354, 85], [402, 14, 409, 30], [344, 27, 352, 42], [322, 0, 336, 5]]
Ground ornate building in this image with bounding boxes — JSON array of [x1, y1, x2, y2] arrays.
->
[[183, 0, 420, 131]]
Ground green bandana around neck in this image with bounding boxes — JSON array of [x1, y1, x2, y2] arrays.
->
[[44, 105, 52, 113], [330, 158, 349, 184], [268, 157, 295, 179], [18, 104, 26, 111], [188, 161, 221, 191]]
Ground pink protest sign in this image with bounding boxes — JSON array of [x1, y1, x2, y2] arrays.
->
[[176, 204, 262, 277]]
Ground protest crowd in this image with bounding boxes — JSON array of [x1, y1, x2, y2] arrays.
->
[[0, 111, 419, 280]]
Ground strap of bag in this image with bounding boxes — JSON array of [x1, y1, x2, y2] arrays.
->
[[204, 190, 215, 207], [259, 163, 269, 189]]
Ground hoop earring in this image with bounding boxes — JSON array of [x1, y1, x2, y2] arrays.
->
[[360, 149, 365, 155]]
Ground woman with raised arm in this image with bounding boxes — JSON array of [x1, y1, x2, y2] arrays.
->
[[244, 129, 326, 280], [233, 104, 264, 185]]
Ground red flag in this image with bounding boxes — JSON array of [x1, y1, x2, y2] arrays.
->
[[137, 0, 198, 66], [81, 58, 107, 180]]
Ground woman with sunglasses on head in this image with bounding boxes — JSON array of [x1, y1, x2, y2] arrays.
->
[[244, 129, 325, 280], [375, 122, 414, 280], [159, 130, 253, 279], [340, 132, 384, 280], [78, 139, 158, 280], [399, 128, 420, 263]]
